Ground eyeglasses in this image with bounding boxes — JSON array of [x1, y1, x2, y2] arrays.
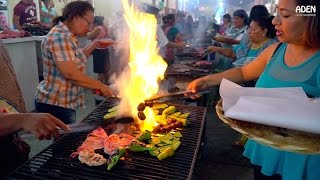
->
[[80, 16, 94, 29]]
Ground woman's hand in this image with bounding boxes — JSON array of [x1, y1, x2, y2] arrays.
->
[[176, 41, 186, 49], [94, 39, 116, 49], [20, 113, 70, 140], [213, 36, 226, 42], [186, 77, 208, 99], [99, 84, 116, 98], [207, 46, 220, 53]]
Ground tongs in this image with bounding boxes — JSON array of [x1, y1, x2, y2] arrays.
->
[[20, 122, 98, 139], [144, 90, 211, 104]]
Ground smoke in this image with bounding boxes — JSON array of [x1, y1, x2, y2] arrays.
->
[[106, 11, 130, 118], [107, 11, 130, 78], [192, 16, 210, 46]]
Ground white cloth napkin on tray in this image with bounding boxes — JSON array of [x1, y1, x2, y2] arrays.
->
[[219, 79, 320, 134]]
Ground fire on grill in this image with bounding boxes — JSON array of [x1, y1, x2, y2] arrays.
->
[[70, 0, 189, 171], [7, 98, 206, 179]]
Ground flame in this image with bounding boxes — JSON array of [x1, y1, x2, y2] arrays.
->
[[116, 0, 167, 131], [140, 107, 159, 132]]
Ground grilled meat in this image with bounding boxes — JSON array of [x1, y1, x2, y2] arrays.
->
[[78, 150, 107, 166]]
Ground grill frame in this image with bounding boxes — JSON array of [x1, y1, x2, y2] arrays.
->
[[7, 98, 207, 180]]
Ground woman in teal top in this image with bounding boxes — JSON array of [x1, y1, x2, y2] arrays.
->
[[41, 0, 57, 25], [243, 42, 320, 180], [186, 0, 320, 179], [207, 16, 277, 70], [213, 9, 249, 49]]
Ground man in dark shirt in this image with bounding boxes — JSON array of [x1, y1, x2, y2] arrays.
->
[[13, 0, 37, 30]]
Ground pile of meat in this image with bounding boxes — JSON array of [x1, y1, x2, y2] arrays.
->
[[0, 28, 31, 39], [168, 64, 210, 73], [71, 127, 136, 166], [22, 22, 50, 36], [169, 64, 192, 73]]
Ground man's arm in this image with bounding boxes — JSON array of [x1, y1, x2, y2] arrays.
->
[[13, 15, 22, 30], [0, 113, 69, 139]]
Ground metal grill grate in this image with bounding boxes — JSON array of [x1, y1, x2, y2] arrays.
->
[[165, 65, 212, 79], [7, 98, 207, 180]]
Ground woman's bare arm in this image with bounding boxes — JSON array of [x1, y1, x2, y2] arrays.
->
[[187, 43, 280, 92], [82, 41, 98, 58], [208, 46, 236, 59]]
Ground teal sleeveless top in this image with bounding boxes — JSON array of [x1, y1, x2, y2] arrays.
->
[[243, 43, 320, 180]]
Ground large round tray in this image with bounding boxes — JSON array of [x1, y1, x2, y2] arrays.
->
[[215, 99, 320, 154], [0, 97, 18, 113]]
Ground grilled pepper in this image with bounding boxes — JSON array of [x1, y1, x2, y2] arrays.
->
[[107, 105, 119, 113], [149, 137, 161, 145], [171, 140, 181, 150], [129, 142, 154, 152], [107, 148, 125, 171], [174, 131, 183, 138], [137, 131, 152, 142], [162, 106, 176, 116], [169, 112, 181, 117], [155, 115, 168, 125], [179, 112, 190, 119], [151, 103, 168, 110], [149, 149, 160, 156], [166, 115, 188, 126], [104, 111, 117, 119], [157, 147, 175, 160]]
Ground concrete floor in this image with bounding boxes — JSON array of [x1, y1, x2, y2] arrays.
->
[[192, 107, 253, 180], [23, 90, 254, 180]]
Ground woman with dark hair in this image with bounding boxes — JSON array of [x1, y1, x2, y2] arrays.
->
[[163, 13, 185, 65], [214, 9, 249, 48], [212, 5, 271, 72], [187, 0, 320, 179], [208, 15, 277, 66], [161, 15, 168, 30], [35, 1, 115, 124], [219, 13, 232, 35], [87, 16, 111, 85], [141, 5, 185, 58], [249, 4, 270, 22], [239, 5, 271, 56]]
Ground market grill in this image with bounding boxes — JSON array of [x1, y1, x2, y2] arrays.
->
[[165, 67, 211, 79], [7, 98, 207, 180]]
